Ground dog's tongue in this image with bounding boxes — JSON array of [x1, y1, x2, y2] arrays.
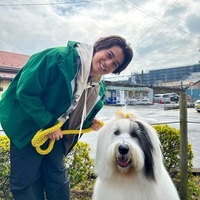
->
[[118, 159, 129, 167]]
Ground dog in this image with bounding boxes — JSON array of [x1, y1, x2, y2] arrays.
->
[[92, 111, 180, 200]]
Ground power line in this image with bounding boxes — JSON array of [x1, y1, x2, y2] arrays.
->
[[134, 2, 197, 48], [147, 3, 198, 46], [0, 0, 107, 53], [0, 38, 31, 54], [133, 0, 178, 46], [0, 0, 105, 7], [122, 0, 200, 39]]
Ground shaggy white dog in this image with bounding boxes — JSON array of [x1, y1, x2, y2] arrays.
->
[[93, 111, 180, 200]]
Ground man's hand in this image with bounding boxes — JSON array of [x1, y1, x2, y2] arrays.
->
[[91, 119, 104, 131], [47, 128, 63, 140]]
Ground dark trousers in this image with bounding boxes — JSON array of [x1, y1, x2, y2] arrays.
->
[[10, 139, 70, 200]]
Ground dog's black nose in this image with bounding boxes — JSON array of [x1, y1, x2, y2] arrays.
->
[[118, 144, 129, 155]]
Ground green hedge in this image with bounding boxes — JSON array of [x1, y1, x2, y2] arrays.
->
[[154, 124, 200, 199], [66, 141, 95, 190], [0, 137, 94, 200], [0, 136, 12, 199]]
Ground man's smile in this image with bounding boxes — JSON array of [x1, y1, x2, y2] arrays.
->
[[100, 61, 106, 72]]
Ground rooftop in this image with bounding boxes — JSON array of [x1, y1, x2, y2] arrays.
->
[[0, 51, 30, 69]]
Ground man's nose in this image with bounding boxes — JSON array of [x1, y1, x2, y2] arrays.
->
[[105, 59, 113, 67]]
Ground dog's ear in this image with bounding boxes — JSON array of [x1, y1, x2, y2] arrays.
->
[[136, 121, 156, 182]]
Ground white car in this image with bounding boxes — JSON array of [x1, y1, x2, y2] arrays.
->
[[162, 93, 179, 104], [194, 100, 200, 112], [139, 98, 152, 105], [153, 94, 163, 103]]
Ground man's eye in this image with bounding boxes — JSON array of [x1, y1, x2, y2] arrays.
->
[[113, 63, 118, 68], [107, 52, 112, 58]]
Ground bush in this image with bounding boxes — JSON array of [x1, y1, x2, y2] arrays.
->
[[65, 141, 95, 190], [0, 136, 94, 199], [0, 136, 12, 199], [154, 124, 200, 199]]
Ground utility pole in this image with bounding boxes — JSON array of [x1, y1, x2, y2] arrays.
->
[[199, 49, 200, 63], [179, 92, 188, 200], [141, 70, 144, 85]]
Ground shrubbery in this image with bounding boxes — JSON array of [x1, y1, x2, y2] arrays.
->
[[0, 136, 12, 199], [0, 137, 94, 200], [0, 124, 200, 199], [66, 142, 95, 188], [154, 124, 200, 199], [66, 141, 95, 199]]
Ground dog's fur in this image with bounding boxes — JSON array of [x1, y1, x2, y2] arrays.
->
[[92, 114, 180, 200]]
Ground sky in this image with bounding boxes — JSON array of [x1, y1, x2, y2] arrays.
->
[[1, 0, 200, 76]]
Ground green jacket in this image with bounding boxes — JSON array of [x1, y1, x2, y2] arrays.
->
[[0, 41, 106, 149]]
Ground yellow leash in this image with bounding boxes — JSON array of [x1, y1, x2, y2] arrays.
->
[[31, 120, 104, 155]]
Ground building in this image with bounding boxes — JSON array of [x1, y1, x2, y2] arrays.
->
[[0, 51, 30, 97], [134, 63, 200, 85]]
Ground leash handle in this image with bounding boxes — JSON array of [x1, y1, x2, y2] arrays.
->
[[31, 120, 104, 155]]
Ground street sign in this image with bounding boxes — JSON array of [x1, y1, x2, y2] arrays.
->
[[189, 82, 194, 86]]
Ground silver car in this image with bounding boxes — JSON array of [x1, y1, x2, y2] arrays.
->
[[153, 94, 163, 103]]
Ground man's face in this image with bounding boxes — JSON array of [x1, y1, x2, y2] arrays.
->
[[90, 45, 125, 76]]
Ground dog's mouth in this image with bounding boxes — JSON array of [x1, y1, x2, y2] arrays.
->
[[117, 157, 131, 168]]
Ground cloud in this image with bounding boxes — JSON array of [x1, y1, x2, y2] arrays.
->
[[0, 0, 200, 74], [186, 14, 200, 34]]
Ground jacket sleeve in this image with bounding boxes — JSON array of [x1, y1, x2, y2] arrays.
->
[[15, 48, 64, 129]]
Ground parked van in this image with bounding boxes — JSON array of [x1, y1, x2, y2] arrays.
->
[[162, 93, 179, 104]]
